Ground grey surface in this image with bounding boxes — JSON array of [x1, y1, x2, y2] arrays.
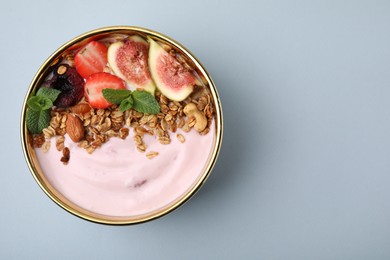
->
[[1, 0, 390, 259]]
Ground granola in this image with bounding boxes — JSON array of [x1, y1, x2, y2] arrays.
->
[[30, 37, 215, 164]]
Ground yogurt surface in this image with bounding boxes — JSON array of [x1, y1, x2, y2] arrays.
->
[[35, 124, 215, 217]]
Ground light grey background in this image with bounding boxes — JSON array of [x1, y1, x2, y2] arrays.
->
[[1, 0, 390, 259]]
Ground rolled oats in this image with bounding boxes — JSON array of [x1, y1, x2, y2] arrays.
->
[[137, 144, 146, 153], [160, 95, 169, 105], [42, 126, 56, 139], [42, 141, 51, 153], [200, 127, 210, 136], [56, 136, 65, 151], [133, 134, 143, 145], [111, 110, 123, 118], [170, 123, 177, 133], [97, 109, 105, 116], [33, 88, 215, 159], [119, 127, 129, 139], [160, 119, 168, 131], [177, 117, 185, 129], [177, 134, 185, 143], [160, 104, 169, 114], [86, 146, 96, 154], [90, 115, 98, 126], [182, 124, 191, 133], [146, 151, 159, 159], [158, 136, 171, 145]]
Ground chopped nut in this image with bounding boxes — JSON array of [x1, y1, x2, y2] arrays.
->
[[56, 128, 66, 136], [78, 140, 89, 149], [32, 134, 45, 148], [86, 133, 95, 142], [60, 147, 70, 164], [91, 139, 102, 148]]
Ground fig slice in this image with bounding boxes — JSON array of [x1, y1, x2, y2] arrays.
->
[[108, 35, 156, 94], [148, 38, 196, 101]]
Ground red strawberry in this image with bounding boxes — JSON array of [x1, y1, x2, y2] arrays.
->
[[75, 41, 108, 79], [84, 72, 126, 109]]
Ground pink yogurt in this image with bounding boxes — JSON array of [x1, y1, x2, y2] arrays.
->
[[35, 123, 215, 217]]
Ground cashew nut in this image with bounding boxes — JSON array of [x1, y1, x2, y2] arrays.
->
[[183, 103, 207, 132]]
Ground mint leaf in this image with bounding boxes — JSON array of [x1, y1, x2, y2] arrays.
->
[[27, 96, 53, 111], [119, 96, 134, 112], [36, 87, 61, 102], [102, 89, 132, 104], [25, 87, 59, 134], [26, 108, 51, 134], [132, 91, 160, 114]]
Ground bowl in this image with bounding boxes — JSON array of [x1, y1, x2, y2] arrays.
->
[[21, 26, 223, 225]]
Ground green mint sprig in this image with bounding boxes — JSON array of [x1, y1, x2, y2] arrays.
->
[[26, 87, 61, 134], [102, 89, 160, 114]]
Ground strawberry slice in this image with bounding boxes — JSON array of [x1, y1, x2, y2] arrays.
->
[[84, 72, 126, 108], [75, 41, 108, 79]]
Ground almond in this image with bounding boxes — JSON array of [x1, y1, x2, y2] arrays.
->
[[66, 114, 85, 142], [69, 103, 91, 115]]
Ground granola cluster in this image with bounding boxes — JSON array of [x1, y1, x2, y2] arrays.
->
[[32, 89, 215, 164]]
